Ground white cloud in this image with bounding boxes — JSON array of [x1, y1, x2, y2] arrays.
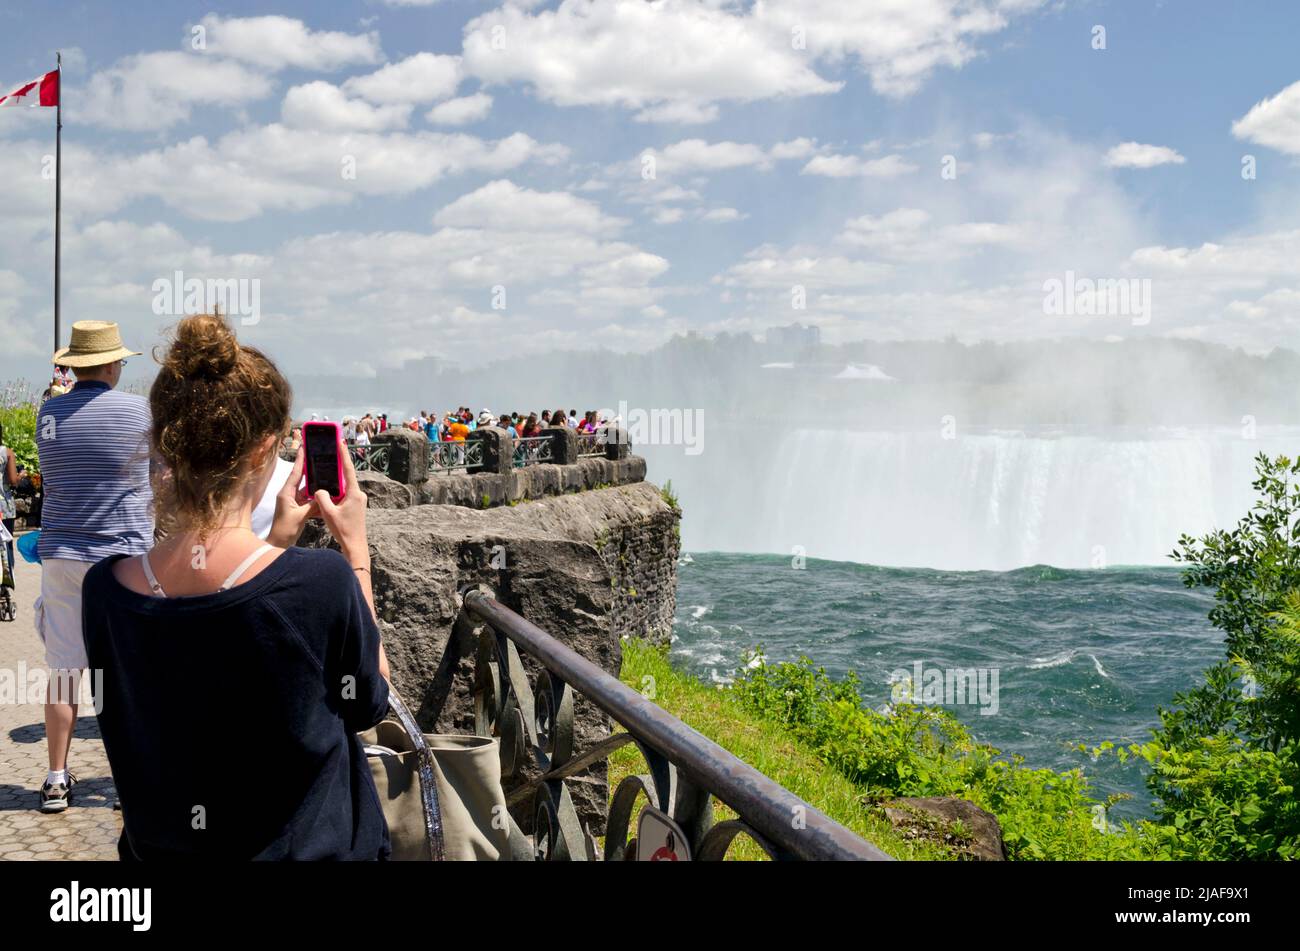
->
[[769, 138, 820, 160], [646, 139, 772, 175], [282, 82, 411, 131], [199, 15, 383, 71], [701, 207, 746, 223], [80, 51, 273, 130], [433, 179, 624, 234], [0, 126, 570, 224], [839, 208, 1024, 260], [1232, 80, 1300, 155], [462, 0, 841, 117], [459, 0, 1045, 121], [718, 245, 893, 289], [633, 101, 720, 125], [1103, 142, 1186, 169], [426, 92, 493, 125], [343, 53, 462, 104], [802, 153, 918, 178], [755, 0, 1046, 98], [652, 207, 686, 225]]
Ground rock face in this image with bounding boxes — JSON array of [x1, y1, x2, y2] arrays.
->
[[354, 471, 415, 509], [301, 481, 680, 832], [882, 797, 1006, 860]]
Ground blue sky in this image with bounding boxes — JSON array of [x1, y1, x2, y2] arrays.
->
[[2, 0, 1299, 382]]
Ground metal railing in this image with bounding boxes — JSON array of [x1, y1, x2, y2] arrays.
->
[[464, 590, 891, 861], [430, 439, 484, 473], [576, 431, 605, 457], [346, 441, 390, 475], [512, 435, 553, 468]]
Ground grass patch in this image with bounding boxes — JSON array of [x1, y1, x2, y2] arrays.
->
[[609, 639, 953, 860]]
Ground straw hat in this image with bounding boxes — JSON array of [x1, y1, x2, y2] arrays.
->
[[52, 320, 141, 368]]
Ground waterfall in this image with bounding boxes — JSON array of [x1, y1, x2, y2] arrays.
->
[[653, 427, 1300, 570]]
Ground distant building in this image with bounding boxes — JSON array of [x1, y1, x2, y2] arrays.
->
[[766, 323, 821, 351]]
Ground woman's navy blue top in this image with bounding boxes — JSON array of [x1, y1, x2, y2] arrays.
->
[[83, 546, 390, 861]]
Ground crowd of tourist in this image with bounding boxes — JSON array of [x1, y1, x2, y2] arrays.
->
[[339, 407, 613, 445]]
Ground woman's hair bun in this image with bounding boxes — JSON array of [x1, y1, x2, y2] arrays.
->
[[169, 313, 239, 379]]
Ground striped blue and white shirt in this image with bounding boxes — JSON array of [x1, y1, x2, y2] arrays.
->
[[36, 381, 154, 562]]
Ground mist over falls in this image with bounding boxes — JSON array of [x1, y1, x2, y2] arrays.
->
[[293, 334, 1300, 570]]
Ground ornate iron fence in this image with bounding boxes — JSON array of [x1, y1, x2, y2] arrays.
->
[[430, 439, 483, 473], [512, 435, 554, 468], [463, 589, 891, 861], [346, 441, 391, 475], [576, 431, 605, 457]]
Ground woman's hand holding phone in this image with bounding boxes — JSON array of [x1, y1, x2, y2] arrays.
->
[[313, 431, 369, 569], [266, 443, 319, 548]]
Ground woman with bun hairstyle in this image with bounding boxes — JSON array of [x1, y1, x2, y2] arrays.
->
[[82, 313, 392, 861]]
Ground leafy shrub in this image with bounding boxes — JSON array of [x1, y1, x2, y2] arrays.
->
[[1120, 453, 1300, 859], [0, 403, 39, 474], [732, 653, 1155, 859]]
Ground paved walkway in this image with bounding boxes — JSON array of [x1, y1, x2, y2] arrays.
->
[[0, 539, 121, 860]]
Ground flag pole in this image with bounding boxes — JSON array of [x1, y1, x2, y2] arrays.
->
[[54, 50, 62, 355]]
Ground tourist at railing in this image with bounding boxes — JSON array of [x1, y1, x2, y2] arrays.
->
[[84, 312, 392, 861], [328, 403, 617, 471]]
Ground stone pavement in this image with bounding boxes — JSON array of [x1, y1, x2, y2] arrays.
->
[[0, 538, 121, 860]]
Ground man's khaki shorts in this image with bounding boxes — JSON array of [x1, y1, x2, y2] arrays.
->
[[34, 558, 95, 671]]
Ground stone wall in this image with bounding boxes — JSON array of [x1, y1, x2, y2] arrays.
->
[[417, 455, 647, 508], [301, 481, 680, 832]]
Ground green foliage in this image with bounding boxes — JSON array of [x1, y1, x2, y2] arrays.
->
[[732, 653, 1156, 859], [660, 479, 681, 513], [1120, 456, 1300, 859], [0, 403, 39, 474]]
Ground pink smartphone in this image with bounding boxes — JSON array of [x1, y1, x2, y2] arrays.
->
[[302, 421, 347, 503]]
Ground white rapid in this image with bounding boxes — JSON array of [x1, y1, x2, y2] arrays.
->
[[657, 427, 1300, 570]]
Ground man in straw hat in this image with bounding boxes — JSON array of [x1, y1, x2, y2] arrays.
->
[[35, 320, 153, 813]]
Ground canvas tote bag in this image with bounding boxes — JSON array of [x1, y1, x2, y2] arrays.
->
[[361, 687, 512, 861]]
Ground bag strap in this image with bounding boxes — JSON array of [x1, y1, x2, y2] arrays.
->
[[386, 685, 446, 861]]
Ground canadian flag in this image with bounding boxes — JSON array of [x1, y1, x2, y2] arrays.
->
[[0, 69, 58, 107]]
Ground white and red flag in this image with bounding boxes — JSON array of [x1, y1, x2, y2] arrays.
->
[[0, 69, 59, 107]]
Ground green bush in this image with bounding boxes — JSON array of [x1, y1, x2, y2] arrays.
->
[[732, 653, 1156, 859], [1123, 458, 1300, 859], [0, 403, 39, 474]]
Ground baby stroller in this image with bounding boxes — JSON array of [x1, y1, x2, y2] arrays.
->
[[0, 523, 15, 622]]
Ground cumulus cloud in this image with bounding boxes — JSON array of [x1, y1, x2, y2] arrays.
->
[[0, 126, 570, 224], [426, 92, 493, 125], [282, 82, 412, 131], [460, 0, 1045, 122], [802, 153, 918, 178], [343, 53, 462, 104], [1232, 80, 1300, 155], [433, 179, 625, 234], [80, 51, 273, 130], [1103, 142, 1186, 169], [198, 14, 383, 71], [462, 0, 840, 119]]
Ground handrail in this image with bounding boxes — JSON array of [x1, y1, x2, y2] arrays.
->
[[463, 590, 891, 861]]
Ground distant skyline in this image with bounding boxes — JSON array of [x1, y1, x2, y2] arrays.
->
[[3, 0, 1300, 384]]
